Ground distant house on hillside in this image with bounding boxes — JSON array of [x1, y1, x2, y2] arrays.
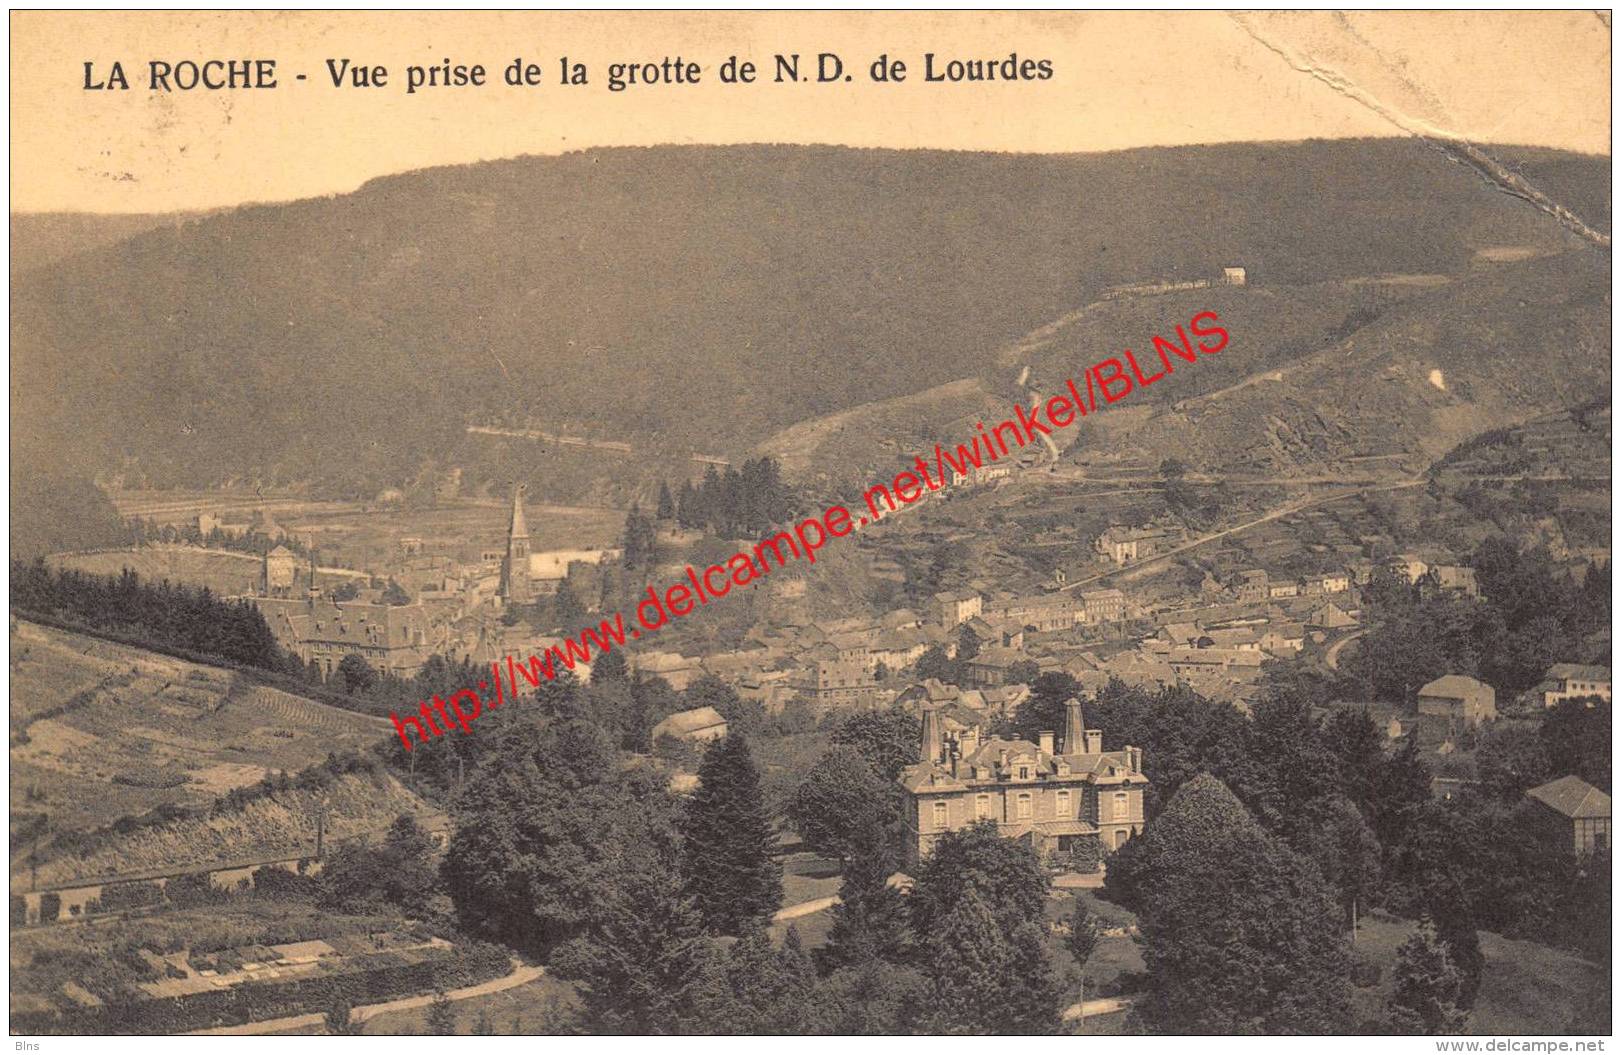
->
[[1222, 266, 1247, 286], [1416, 674, 1497, 726], [650, 706, 728, 746], [1080, 588, 1126, 624], [1307, 601, 1358, 631], [1420, 564, 1480, 599], [1532, 664, 1612, 708], [1525, 775, 1611, 855], [933, 589, 983, 630]]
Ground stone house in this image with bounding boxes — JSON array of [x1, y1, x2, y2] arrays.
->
[[1416, 674, 1497, 726], [899, 698, 1147, 869]]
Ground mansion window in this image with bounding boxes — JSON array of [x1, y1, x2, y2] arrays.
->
[[974, 794, 991, 820], [932, 801, 948, 830], [1018, 765, 1030, 780], [1114, 791, 1129, 816], [1055, 790, 1070, 817], [1016, 793, 1033, 820]]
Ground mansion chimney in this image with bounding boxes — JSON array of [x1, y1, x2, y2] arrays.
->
[[1038, 730, 1055, 755], [1063, 697, 1086, 754], [920, 707, 943, 765]]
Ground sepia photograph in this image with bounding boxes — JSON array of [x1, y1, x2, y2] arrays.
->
[[6, 8, 1613, 1043]]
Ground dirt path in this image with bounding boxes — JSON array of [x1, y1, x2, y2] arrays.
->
[[1061, 995, 1135, 1021], [185, 958, 544, 1036], [774, 895, 839, 922], [1325, 629, 1366, 671], [1059, 479, 1423, 592]]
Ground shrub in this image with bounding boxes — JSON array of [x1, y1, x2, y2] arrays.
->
[[1350, 958, 1382, 989], [165, 872, 228, 908], [38, 892, 61, 922], [99, 881, 166, 911]]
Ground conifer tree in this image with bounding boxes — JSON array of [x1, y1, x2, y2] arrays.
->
[[1129, 773, 1353, 1033], [1389, 918, 1469, 1034], [680, 735, 782, 934], [817, 808, 911, 973], [551, 851, 719, 1033], [927, 888, 1011, 1037], [656, 481, 676, 521], [551, 579, 587, 629], [425, 991, 457, 1035], [676, 480, 698, 530], [591, 647, 629, 684]]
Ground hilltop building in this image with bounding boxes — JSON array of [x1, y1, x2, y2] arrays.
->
[[1094, 526, 1179, 566], [899, 697, 1147, 868]]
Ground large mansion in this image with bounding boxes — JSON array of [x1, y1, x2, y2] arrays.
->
[[899, 696, 1147, 868]]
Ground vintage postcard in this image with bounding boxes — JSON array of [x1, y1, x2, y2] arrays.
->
[[7, 9, 1612, 1044]]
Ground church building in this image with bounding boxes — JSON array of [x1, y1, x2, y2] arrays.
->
[[499, 484, 532, 607]]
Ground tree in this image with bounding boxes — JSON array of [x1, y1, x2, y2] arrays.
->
[[550, 848, 720, 1033], [913, 644, 957, 684], [325, 995, 363, 1036], [920, 886, 1013, 1032], [680, 735, 782, 935], [551, 579, 588, 630], [321, 813, 438, 911], [1009, 672, 1083, 743], [831, 707, 921, 781], [684, 672, 762, 737], [789, 746, 897, 864], [335, 653, 376, 696], [1287, 794, 1382, 930], [443, 718, 686, 954], [1542, 699, 1611, 792], [676, 480, 699, 530], [1067, 899, 1101, 969], [591, 647, 629, 685], [381, 578, 412, 605], [1006, 659, 1041, 686], [425, 991, 457, 1035], [1128, 773, 1353, 1033], [909, 820, 1049, 939], [918, 886, 1060, 1034], [817, 808, 912, 973], [1474, 721, 1552, 802], [330, 579, 361, 602], [956, 624, 982, 663], [1388, 919, 1469, 1034], [704, 924, 817, 1033]]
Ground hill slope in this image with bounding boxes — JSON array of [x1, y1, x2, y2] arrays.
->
[[12, 141, 1607, 499]]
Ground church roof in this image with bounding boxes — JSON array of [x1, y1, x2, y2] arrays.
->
[[507, 484, 529, 542]]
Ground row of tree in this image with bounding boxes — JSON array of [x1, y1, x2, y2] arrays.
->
[[11, 560, 287, 672], [671, 459, 798, 539]]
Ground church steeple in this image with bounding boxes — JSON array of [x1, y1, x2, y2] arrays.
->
[[499, 484, 531, 605], [507, 484, 529, 550]]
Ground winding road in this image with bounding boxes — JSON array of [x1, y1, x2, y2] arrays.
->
[[186, 958, 545, 1036]]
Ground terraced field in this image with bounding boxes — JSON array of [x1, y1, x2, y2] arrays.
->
[[10, 619, 391, 838]]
